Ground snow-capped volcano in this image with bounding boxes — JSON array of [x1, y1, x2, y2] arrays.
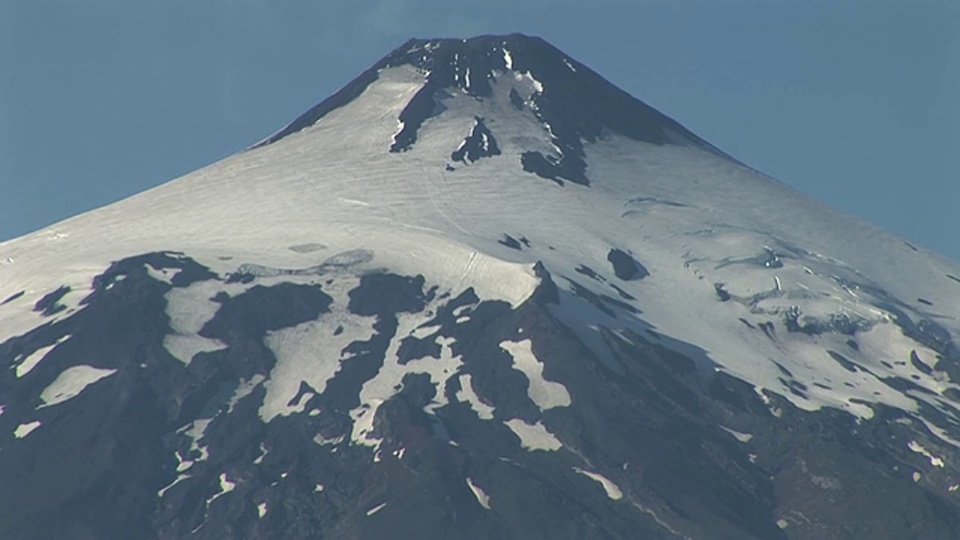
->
[[2, 34, 960, 539]]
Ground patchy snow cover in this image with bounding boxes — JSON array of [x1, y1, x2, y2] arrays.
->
[[466, 477, 491, 509], [260, 279, 377, 422], [350, 310, 465, 449], [500, 339, 571, 410], [504, 419, 563, 451], [38, 365, 118, 407], [573, 467, 623, 500], [13, 420, 41, 439], [257, 502, 268, 518], [1, 56, 960, 453]]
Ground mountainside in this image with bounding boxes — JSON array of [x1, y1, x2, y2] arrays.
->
[[2, 34, 960, 539]]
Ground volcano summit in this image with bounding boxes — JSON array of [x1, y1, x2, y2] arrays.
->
[[2, 34, 960, 539]]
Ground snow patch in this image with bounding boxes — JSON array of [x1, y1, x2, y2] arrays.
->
[[39, 365, 118, 408], [206, 472, 237, 506], [157, 474, 191, 498], [456, 373, 495, 420], [178, 418, 213, 462], [314, 433, 345, 447], [504, 419, 562, 451], [253, 442, 268, 464], [502, 47, 513, 70], [15, 335, 70, 378], [366, 502, 387, 516], [227, 374, 265, 414], [466, 477, 491, 509], [573, 467, 623, 500], [145, 263, 181, 284], [719, 426, 753, 443], [14, 420, 41, 439], [257, 502, 268, 518], [908, 440, 945, 467], [162, 279, 229, 365], [500, 339, 571, 410]]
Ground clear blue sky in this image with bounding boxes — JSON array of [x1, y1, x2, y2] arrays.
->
[[1, 1, 957, 259]]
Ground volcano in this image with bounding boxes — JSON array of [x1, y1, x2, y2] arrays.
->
[[2, 34, 960, 539]]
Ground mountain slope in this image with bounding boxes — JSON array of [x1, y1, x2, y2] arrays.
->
[[2, 34, 960, 539]]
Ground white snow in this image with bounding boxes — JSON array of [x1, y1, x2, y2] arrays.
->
[[157, 474, 192, 498], [908, 440, 945, 467], [257, 502, 268, 518], [455, 373, 495, 420], [350, 401, 383, 448], [175, 452, 193, 473], [500, 339, 571, 410], [573, 467, 623, 500], [14, 420, 41, 439], [145, 264, 181, 284], [314, 433, 345, 447], [719, 426, 754, 443], [162, 279, 229, 365], [466, 477, 491, 509], [15, 335, 70, 378], [502, 47, 513, 70], [366, 502, 387, 516], [504, 418, 563, 451], [38, 365, 118, 408], [562, 58, 577, 72], [253, 442, 268, 464], [205, 473, 236, 507]]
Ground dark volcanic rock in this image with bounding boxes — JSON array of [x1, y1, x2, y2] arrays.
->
[[451, 116, 501, 163], [607, 248, 649, 281]]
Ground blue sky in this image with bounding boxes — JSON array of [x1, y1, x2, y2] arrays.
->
[[1, 0, 958, 259]]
